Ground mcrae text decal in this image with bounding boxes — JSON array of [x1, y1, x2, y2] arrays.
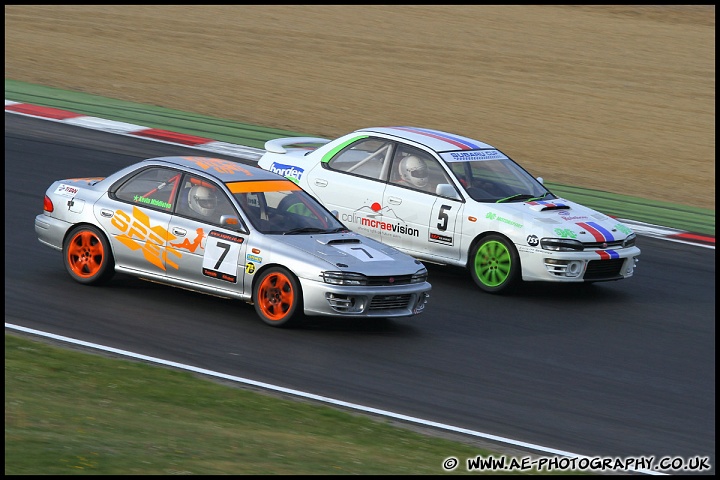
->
[[361, 217, 419, 236], [341, 202, 420, 239]]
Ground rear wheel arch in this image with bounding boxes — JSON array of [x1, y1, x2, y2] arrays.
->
[[63, 223, 116, 285]]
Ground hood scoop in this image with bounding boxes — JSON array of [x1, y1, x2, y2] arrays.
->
[[320, 238, 362, 246], [526, 200, 571, 212]]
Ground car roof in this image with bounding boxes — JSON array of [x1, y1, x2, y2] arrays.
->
[[144, 156, 283, 183], [359, 126, 496, 153]]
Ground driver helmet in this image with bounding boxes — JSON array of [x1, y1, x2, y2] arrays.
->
[[188, 185, 217, 217], [399, 155, 429, 188]]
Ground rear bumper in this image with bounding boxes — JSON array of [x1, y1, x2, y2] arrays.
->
[[35, 214, 72, 251]]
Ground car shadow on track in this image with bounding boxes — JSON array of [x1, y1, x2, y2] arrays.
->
[[104, 273, 420, 334]]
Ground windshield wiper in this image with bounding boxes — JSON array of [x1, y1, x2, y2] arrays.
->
[[496, 193, 535, 203], [527, 192, 551, 202], [283, 227, 329, 235]]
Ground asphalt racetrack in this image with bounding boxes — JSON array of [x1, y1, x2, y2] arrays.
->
[[5, 113, 715, 472]]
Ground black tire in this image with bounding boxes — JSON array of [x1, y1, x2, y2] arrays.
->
[[253, 267, 304, 327], [468, 234, 520, 294], [63, 225, 115, 285]]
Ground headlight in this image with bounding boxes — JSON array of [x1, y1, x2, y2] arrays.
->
[[321, 271, 368, 286], [623, 232, 637, 248], [411, 269, 428, 284], [540, 238, 584, 251]]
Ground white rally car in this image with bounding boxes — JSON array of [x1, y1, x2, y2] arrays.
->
[[258, 126, 641, 293]]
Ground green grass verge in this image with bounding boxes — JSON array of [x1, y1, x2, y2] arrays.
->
[[5, 79, 714, 236], [6, 333, 569, 475]]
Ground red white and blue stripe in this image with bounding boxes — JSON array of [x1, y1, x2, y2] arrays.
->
[[577, 222, 616, 242], [595, 250, 620, 260], [371, 126, 494, 152]]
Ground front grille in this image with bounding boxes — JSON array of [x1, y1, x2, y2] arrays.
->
[[369, 294, 412, 310], [582, 240, 624, 250], [366, 275, 415, 286], [584, 258, 625, 280]]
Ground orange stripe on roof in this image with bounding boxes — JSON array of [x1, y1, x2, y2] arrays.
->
[[226, 180, 300, 193]]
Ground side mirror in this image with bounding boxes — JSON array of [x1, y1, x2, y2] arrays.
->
[[436, 183, 462, 200], [220, 215, 246, 232], [536, 176, 544, 185]]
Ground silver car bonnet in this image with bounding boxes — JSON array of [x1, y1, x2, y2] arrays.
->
[[268, 233, 423, 275]]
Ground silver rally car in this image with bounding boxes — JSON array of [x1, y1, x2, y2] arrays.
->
[[35, 156, 430, 327]]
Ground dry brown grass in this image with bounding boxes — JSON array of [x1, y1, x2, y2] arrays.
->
[[4, 5, 715, 209]]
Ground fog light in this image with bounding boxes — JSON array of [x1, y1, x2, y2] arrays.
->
[[326, 293, 365, 313], [627, 257, 639, 275], [413, 292, 429, 314], [544, 259, 584, 278], [567, 261, 583, 277]]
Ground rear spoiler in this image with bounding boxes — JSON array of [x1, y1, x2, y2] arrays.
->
[[264, 137, 331, 154]]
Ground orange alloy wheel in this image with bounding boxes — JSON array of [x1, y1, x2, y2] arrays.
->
[[254, 267, 302, 327], [63, 225, 115, 285]]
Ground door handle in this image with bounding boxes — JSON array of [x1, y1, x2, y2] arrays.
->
[[100, 209, 114, 218], [387, 196, 402, 205], [172, 227, 187, 237], [314, 179, 328, 187]]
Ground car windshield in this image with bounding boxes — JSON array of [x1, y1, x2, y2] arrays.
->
[[226, 180, 348, 234], [440, 150, 554, 203]]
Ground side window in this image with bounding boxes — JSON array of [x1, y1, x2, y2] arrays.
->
[[327, 138, 393, 180], [390, 146, 450, 195], [175, 175, 237, 225], [236, 191, 266, 226], [114, 167, 181, 212]]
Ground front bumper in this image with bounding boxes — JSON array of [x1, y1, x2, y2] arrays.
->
[[299, 279, 432, 318], [519, 246, 641, 283]]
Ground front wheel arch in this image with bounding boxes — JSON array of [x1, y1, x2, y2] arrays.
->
[[467, 233, 521, 294], [251, 265, 305, 328]]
